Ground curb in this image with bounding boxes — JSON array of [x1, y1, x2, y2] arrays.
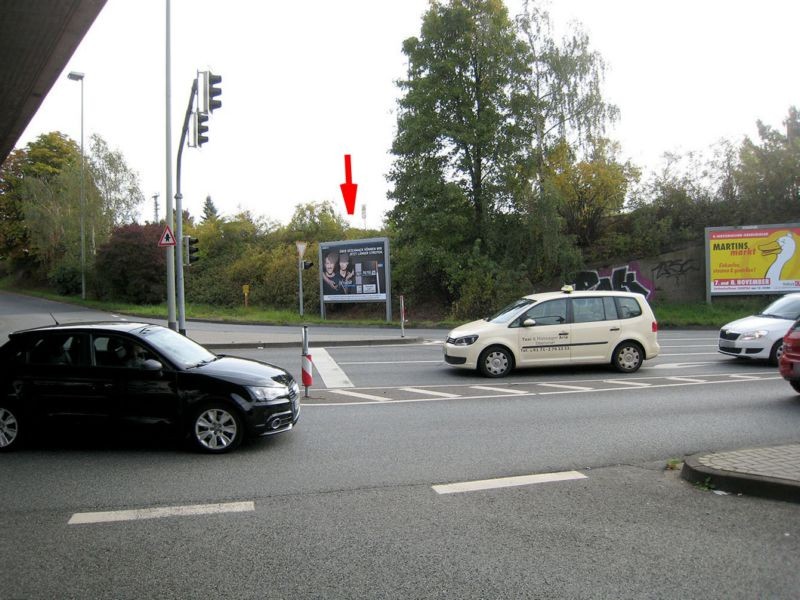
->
[[204, 336, 424, 350], [681, 453, 800, 504]]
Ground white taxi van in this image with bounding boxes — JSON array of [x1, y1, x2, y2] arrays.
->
[[444, 286, 660, 377]]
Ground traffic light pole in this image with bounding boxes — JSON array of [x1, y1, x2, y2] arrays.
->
[[174, 78, 198, 335]]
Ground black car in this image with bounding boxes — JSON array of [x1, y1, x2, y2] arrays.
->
[[0, 322, 299, 453]]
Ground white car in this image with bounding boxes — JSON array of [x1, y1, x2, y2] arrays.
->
[[718, 293, 800, 365], [444, 287, 660, 377]]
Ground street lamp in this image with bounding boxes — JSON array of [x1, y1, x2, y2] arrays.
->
[[67, 71, 86, 300]]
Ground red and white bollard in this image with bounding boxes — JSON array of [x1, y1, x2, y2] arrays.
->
[[301, 325, 312, 397]]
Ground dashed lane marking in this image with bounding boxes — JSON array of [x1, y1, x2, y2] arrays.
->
[[68, 501, 254, 525], [433, 471, 587, 494], [327, 389, 389, 402], [313, 348, 354, 388], [401, 387, 460, 398]]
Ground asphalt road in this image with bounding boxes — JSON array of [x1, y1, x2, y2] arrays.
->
[[1, 292, 799, 598]]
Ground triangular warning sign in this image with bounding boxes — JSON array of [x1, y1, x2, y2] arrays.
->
[[158, 225, 176, 247]]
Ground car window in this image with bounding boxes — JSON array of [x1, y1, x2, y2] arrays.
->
[[572, 298, 606, 323], [26, 333, 88, 366], [603, 297, 618, 319], [93, 335, 154, 369], [616, 297, 643, 319], [760, 294, 800, 320], [487, 298, 535, 324], [517, 299, 567, 326], [136, 326, 216, 369]]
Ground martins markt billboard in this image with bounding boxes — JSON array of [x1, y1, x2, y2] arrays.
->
[[705, 224, 800, 300], [318, 237, 391, 320]]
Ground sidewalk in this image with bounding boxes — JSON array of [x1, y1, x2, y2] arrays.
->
[[187, 327, 426, 350], [681, 443, 800, 503]]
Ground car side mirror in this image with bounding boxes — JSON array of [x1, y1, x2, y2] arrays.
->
[[142, 359, 163, 371], [523, 318, 536, 327]]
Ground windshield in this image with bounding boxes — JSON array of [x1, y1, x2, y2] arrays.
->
[[487, 298, 535, 324], [137, 326, 216, 369], [759, 295, 800, 320]]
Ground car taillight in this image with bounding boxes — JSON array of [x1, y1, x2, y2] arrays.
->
[[652, 321, 658, 333]]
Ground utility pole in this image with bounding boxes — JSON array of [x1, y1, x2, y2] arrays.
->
[[165, 0, 177, 331]]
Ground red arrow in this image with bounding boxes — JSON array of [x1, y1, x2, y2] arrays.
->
[[340, 154, 358, 215]]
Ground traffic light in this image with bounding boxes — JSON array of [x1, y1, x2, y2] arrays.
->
[[302, 261, 314, 270], [194, 111, 209, 146], [207, 72, 222, 112], [184, 236, 199, 265]]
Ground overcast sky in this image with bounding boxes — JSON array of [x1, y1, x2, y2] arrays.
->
[[19, 0, 800, 230]]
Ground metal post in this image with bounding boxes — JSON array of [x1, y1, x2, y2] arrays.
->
[[67, 72, 86, 300], [78, 77, 85, 300], [298, 256, 304, 316], [165, 0, 177, 331], [400, 294, 405, 338], [175, 79, 198, 336]]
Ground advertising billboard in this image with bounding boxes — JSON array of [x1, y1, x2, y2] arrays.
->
[[319, 237, 391, 320], [705, 224, 800, 297]]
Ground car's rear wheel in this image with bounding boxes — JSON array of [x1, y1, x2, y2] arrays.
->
[[612, 341, 644, 373], [190, 403, 243, 454], [478, 346, 513, 378], [769, 339, 784, 366], [0, 403, 22, 452], [790, 380, 800, 394]]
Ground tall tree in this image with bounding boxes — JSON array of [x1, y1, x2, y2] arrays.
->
[[88, 134, 143, 228], [201, 195, 219, 222]]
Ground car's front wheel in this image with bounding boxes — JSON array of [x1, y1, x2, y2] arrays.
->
[[478, 346, 513, 378], [612, 342, 644, 373], [0, 403, 23, 452], [189, 403, 243, 454], [769, 339, 784, 366], [790, 380, 800, 394]]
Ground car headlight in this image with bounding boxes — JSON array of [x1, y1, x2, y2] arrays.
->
[[452, 334, 479, 346], [740, 330, 768, 341], [247, 385, 290, 403]]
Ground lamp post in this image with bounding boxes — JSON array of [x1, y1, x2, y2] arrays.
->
[[67, 71, 86, 300]]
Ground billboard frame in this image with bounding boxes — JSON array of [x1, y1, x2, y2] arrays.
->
[[705, 223, 800, 302], [318, 237, 392, 321]]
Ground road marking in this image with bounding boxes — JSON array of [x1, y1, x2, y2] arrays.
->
[[327, 389, 389, 402], [603, 379, 651, 387], [666, 376, 708, 384], [470, 385, 528, 395], [433, 471, 587, 494], [649, 361, 717, 368], [401, 387, 460, 398], [68, 501, 254, 525], [729, 374, 761, 380], [313, 348, 354, 388], [537, 383, 593, 392]]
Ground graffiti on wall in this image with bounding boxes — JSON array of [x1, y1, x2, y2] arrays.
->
[[574, 262, 654, 300], [651, 258, 700, 286]]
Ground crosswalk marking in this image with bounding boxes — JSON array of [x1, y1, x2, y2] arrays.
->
[[537, 383, 593, 392], [313, 348, 354, 388], [328, 389, 389, 402], [69, 501, 254, 525], [603, 379, 652, 387], [433, 471, 587, 494], [666, 376, 707, 384], [470, 385, 527, 395], [401, 387, 460, 398]]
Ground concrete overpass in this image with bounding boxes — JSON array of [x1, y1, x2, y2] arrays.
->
[[0, 0, 107, 163]]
